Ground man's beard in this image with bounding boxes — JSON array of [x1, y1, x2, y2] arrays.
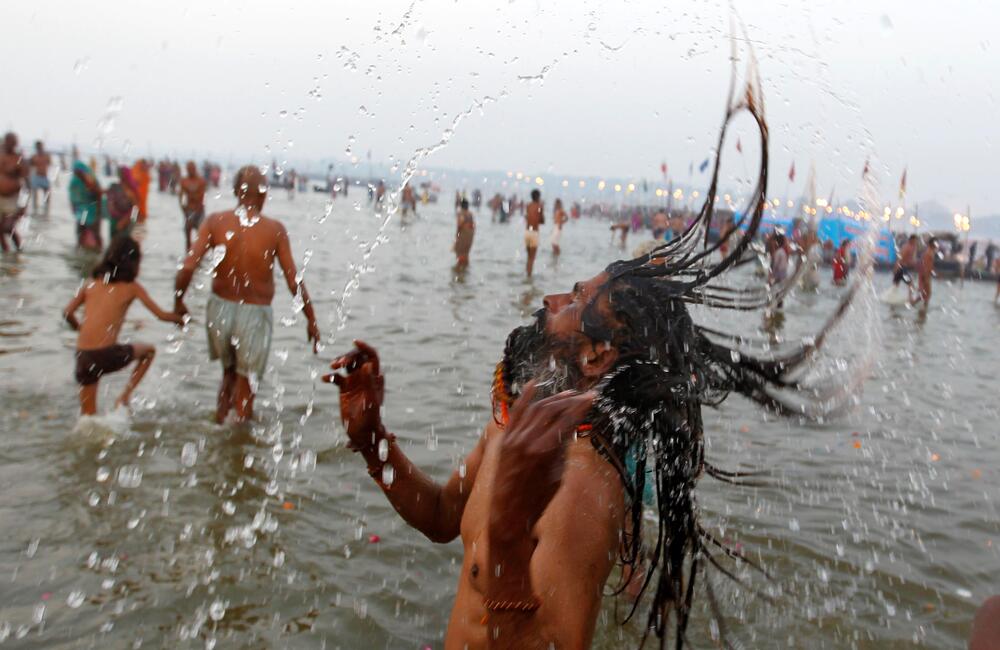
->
[[501, 309, 585, 402]]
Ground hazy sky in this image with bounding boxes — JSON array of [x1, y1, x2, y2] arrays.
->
[[3, 0, 996, 215]]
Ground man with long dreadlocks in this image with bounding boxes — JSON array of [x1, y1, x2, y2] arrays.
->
[[325, 59, 863, 649]]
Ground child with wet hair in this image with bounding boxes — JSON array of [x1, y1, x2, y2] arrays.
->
[[63, 236, 184, 415]]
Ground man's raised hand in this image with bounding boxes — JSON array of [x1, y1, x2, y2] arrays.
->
[[323, 340, 385, 452], [489, 381, 595, 542]]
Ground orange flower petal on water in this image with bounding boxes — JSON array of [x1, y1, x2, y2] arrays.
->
[[930, 453, 940, 462], [282, 501, 295, 510], [739, 425, 750, 434], [972, 469, 983, 480], [853, 441, 862, 449]]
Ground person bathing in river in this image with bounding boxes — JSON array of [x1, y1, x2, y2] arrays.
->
[[0, 132, 28, 252], [893, 234, 918, 288], [524, 189, 544, 277], [549, 198, 567, 256], [454, 198, 475, 269], [174, 165, 321, 424], [179, 161, 207, 252], [912, 236, 937, 309], [324, 78, 856, 648], [63, 237, 183, 415]]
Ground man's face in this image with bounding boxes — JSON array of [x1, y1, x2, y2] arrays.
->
[[3, 134, 16, 153], [187, 162, 197, 177], [501, 272, 617, 399], [542, 271, 610, 341]]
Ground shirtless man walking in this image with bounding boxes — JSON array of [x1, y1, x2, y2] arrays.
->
[[913, 236, 937, 308], [524, 189, 544, 277], [178, 161, 207, 252], [893, 234, 918, 287], [174, 166, 321, 423], [29, 141, 51, 216], [0, 133, 28, 252]]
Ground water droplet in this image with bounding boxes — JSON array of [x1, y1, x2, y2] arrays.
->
[[381, 463, 395, 486], [67, 590, 86, 608], [208, 599, 227, 621], [378, 438, 389, 462], [300, 450, 317, 473], [117, 465, 143, 488], [181, 443, 198, 467], [788, 518, 800, 532], [96, 467, 110, 482], [222, 501, 236, 515]]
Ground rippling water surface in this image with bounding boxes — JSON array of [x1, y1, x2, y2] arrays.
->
[[0, 186, 997, 648]]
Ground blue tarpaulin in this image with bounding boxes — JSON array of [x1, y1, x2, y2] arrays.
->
[[733, 212, 898, 265]]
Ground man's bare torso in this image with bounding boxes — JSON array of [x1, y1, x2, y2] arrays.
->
[[899, 242, 917, 268], [0, 153, 23, 197], [180, 177, 207, 212], [30, 153, 50, 177], [446, 422, 624, 649], [204, 210, 284, 305]]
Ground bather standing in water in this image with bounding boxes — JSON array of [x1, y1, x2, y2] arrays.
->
[[179, 161, 207, 253], [323, 75, 861, 649], [524, 189, 543, 277], [549, 198, 567, 256], [912, 236, 937, 309], [174, 165, 321, 423], [0, 132, 28, 252], [454, 198, 475, 269]]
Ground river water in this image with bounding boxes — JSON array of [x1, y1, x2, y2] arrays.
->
[[0, 184, 997, 649]]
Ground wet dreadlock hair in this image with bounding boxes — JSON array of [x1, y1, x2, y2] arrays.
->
[[498, 51, 867, 649]]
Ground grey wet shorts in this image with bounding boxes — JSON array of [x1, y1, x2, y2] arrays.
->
[[205, 294, 273, 380]]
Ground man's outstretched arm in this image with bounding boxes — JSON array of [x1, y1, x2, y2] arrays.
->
[[274, 223, 320, 352], [324, 340, 484, 543], [174, 218, 213, 315]]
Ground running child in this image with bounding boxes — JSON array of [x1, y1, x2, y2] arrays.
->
[[63, 237, 184, 415]]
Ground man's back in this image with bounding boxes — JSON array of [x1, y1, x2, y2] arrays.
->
[[526, 201, 543, 230], [204, 210, 285, 305], [899, 241, 917, 267]]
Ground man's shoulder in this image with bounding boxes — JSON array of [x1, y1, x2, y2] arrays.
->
[[260, 214, 287, 233]]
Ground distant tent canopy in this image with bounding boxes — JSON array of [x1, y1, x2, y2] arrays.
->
[[735, 212, 897, 264]]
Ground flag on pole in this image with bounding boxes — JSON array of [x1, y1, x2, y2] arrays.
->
[[788, 162, 796, 182], [660, 162, 667, 177], [862, 158, 870, 178], [698, 158, 710, 173], [898, 167, 907, 200], [735, 137, 742, 154]]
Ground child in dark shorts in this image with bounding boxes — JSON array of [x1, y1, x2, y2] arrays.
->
[[63, 236, 184, 415]]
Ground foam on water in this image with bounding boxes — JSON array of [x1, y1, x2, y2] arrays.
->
[[71, 406, 132, 440]]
